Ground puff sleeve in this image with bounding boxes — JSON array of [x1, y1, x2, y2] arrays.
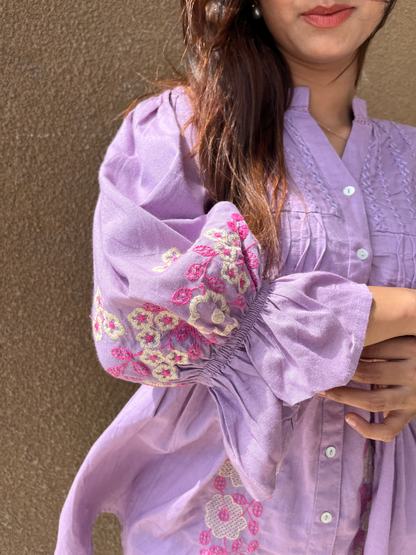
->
[[92, 88, 373, 500]]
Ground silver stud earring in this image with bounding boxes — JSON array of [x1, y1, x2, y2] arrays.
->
[[252, 2, 262, 19]]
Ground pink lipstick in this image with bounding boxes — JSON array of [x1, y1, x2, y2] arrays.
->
[[302, 4, 355, 29]]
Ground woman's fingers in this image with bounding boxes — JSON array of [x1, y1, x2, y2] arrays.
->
[[352, 359, 415, 387], [318, 386, 412, 413], [362, 335, 416, 360], [345, 410, 415, 442]]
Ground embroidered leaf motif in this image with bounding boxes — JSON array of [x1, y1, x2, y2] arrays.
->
[[248, 519, 259, 535], [227, 221, 237, 232], [193, 245, 216, 257], [172, 287, 193, 305], [195, 330, 216, 345], [200, 550, 210, 555], [232, 494, 248, 506], [107, 366, 121, 378], [252, 502, 263, 518], [210, 547, 225, 554], [188, 343, 202, 360], [143, 303, 164, 313], [132, 362, 151, 377], [110, 347, 132, 361], [248, 540, 259, 552], [231, 539, 242, 552], [207, 277, 225, 293], [213, 476, 226, 491], [235, 295, 246, 307], [243, 250, 258, 269], [199, 530, 211, 545], [176, 322, 192, 342], [187, 263, 204, 281]]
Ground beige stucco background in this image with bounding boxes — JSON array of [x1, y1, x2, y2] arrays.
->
[[2, 1, 415, 553]]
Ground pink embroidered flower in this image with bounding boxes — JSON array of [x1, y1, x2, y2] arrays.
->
[[189, 290, 239, 337], [205, 494, 247, 540]]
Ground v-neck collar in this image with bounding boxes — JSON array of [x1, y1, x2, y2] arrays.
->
[[286, 86, 373, 187]]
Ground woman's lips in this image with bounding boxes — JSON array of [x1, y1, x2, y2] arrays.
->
[[301, 5, 355, 29]]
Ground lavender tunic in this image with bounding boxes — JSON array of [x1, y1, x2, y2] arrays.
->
[[55, 87, 416, 555]]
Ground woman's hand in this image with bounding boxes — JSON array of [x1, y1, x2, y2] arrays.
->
[[318, 336, 416, 442]]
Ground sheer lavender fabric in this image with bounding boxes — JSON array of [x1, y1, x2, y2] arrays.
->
[[55, 88, 416, 555]]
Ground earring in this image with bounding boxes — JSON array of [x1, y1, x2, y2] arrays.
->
[[252, 2, 262, 19]]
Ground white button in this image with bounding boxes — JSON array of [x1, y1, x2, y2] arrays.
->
[[320, 512, 333, 524], [356, 248, 369, 260], [325, 446, 336, 458], [343, 186, 356, 197]]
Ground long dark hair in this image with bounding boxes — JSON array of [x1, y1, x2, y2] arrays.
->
[[130, 0, 398, 271]]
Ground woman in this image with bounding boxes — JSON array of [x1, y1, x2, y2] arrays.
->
[[56, 1, 416, 553]]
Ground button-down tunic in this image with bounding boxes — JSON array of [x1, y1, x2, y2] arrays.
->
[[55, 87, 416, 555]]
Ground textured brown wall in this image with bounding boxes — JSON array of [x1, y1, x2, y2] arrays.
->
[[2, 1, 415, 554]]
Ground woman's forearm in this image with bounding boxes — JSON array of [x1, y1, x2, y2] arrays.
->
[[364, 286, 416, 347]]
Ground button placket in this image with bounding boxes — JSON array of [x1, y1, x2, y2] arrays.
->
[[306, 399, 344, 554]]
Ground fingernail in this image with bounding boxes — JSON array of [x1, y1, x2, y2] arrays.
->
[[317, 391, 327, 397], [346, 417, 357, 428]]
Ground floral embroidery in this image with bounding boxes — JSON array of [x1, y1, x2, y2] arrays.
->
[[106, 346, 190, 385], [219, 460, 244, 487], [102, 312, 125, 340], [153, 247, 182, 272], [92, 288, 125, 341], [199, 459, 263, 554], [171, 213, 260, 339], [205, 494, 247, 541], [238, 271, 250, 295], [109, 303, 211, 384], [96, 212, 260, 386], [189, 290, 239, 337]]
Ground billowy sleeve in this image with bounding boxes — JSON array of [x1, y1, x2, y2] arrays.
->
[[92, 88, 373, 500]]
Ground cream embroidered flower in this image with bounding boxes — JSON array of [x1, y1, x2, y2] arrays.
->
[[165, 349, 189, 366], [238, 271, 250, 295], [154, 310, 179, 331], [103, 312, 125, 340], [140, 349, 165, 368], [136, 326, 161, 349], [93, 287, 122, 342], [128, 307, 153, 330], [219, 460, 244, 487], [204, 228, 228, 244], [92, 311, 103, 341], [152, 363, 178, 382], [153, 247, 182, 273], [205, 494, 247, 540], [188, 290, 238, 336], [221, 260, 240, 286], [94, 287, 104, 311]]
